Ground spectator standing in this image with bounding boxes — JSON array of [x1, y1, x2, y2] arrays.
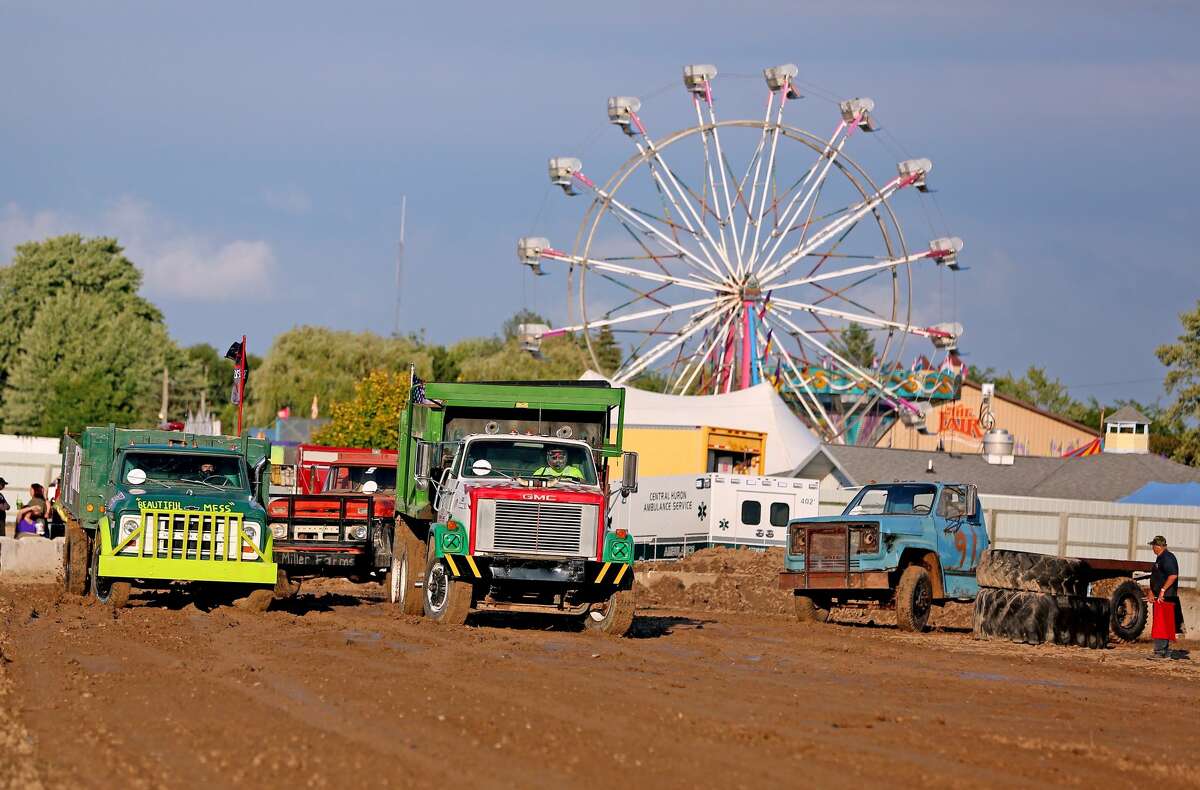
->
[[14, 483, 48, 539], [1148, 535, 1185, 659]]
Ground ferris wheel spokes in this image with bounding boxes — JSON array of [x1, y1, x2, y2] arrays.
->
[[519, 240, 733, 294], [758, 160, 929, 286], [549, 156, 728, 281], [751, 314, 835, 434], [748, 119, 853, 273], [767, 240, 963, 293], [670, 305, 740, 395], [613, 298, 733, 384], [610, 98, 733, 278]]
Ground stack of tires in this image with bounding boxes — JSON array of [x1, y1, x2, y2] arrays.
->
[[973, 549, 1110, 649]]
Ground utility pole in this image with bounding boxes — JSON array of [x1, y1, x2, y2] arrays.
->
[[393, 195, 406, 337]]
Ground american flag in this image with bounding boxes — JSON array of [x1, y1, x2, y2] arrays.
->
[[410, 375, 442, 407]]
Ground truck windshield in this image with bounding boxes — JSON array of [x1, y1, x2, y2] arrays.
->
[[461, 439, 597, 485], [844, 484, 936, 516], [121, 452, 247, 490], [324, 465, 397, 492]]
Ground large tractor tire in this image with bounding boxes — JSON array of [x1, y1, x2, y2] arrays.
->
[[794, 594, 831, 624], [1091, 578, 1147, 642], [89, 548, 130, 609], [386, 523, 427, 616], [63, 525, 91, 596], [422, 545, 472, 625], [973, 587, 1109, 649], [976, 549, 1088, 597], [584, 589, 635, 636], [895, 565, 933, 632]]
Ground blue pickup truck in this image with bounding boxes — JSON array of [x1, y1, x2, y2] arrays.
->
[[779, 481, 987, 631]]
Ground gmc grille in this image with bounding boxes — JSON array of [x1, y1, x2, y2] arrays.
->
[[475, 499, 598, 558]]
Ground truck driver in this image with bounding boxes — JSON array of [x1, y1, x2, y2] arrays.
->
[[533, 448, 584, 481]]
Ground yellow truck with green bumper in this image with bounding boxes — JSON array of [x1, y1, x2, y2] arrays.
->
[[58, 426, 277, 609]]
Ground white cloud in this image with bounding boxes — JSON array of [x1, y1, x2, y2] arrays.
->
[[261, 185, 312, 215], [0, 197, 275, 302]]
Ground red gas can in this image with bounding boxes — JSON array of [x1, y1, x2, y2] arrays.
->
[[1151, 601, 1177, 641]]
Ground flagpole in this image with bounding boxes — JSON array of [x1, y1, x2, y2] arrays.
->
[[237, 334, 247, 436]]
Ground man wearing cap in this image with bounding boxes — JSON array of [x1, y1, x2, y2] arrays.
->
[[1148, 535, 1184, 659]]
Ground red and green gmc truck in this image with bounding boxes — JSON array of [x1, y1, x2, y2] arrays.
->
[[388, 380, 639, 635]]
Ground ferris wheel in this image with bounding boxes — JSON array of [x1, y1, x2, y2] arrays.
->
[[518, 64, 964, 442]]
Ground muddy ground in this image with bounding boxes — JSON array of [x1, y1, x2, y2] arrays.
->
[[2, 562, 1198, 788]]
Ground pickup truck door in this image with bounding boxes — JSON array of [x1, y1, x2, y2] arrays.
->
[[935, 485, 987, 598]]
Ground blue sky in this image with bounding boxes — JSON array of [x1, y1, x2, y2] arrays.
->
[[2, 1, 1197, 404]]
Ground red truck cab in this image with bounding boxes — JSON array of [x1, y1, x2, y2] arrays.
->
[[268, 447, 398, 593]]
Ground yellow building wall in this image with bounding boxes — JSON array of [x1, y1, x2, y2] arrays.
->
[[878, 382, 1098, 458], [1103, 431, 1149, 454], [612, 425, 766, 478]]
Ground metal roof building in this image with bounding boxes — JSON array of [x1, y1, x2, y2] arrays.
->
[[794, 443, 1200, 502]]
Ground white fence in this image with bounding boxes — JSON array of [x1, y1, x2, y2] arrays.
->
[[818, 486, 1200, 588]]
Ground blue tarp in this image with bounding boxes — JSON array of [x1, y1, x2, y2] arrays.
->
[[1120, 481, 1200, 506]]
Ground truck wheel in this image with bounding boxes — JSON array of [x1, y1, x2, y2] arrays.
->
[[584, 589, 635, 636], [235, 588, 275, 613], [386, 532, 426, 616], [895, 565, 932, 632], [976, 549, 1087, 597], [63, 525, 91, 596], [794, 594, 830, 624], [1103, 579, 1147, 642], [89, 548, 130, 609], [422, 546, 471, 625]]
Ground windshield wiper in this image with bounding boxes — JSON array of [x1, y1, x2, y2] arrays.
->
[[179, 477, 225, 491]]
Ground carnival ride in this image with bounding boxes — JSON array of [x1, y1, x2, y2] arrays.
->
[[518, 64, 967, 444]]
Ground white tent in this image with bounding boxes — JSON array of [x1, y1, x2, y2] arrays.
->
[[582, 371, 820, 474]]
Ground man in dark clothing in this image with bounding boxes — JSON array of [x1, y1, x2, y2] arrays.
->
[[1148, 535, 1185, 659]]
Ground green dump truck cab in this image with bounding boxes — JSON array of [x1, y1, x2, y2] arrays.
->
[[390, 380, 640, 635], [58, 425, 276, 610]]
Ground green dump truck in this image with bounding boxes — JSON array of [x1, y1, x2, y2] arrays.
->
[[389, 380, 639, 634], [58, 426, 277, 610]]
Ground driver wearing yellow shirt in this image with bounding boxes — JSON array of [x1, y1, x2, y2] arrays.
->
[[533, 448, 584, 481]]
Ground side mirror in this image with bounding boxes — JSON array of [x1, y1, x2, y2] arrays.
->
[[252, 456, 267, 486], [620, 451, 639, 496], [415, 442, 434, 484], [965, 484, 978, 518]]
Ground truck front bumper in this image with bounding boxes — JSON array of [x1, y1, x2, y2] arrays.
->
[[779, 570, 891, 591], [100, 555, 277, 585]]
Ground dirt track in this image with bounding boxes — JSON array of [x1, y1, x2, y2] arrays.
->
[[2, 576, 1199, 789]]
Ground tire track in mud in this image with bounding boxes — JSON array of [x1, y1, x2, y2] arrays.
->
[[3, 582, 1199, 789]]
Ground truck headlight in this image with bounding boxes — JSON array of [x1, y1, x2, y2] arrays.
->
[[788, 524, 804, 555], [853, 526, 880, 554], [346, 525, 368, 541], [118, 515, 141, 553], [270, 522, 288, 538], [242, 522, 262, 544]]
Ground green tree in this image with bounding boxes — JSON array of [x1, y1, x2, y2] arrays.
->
[[589, 326, 623, 375], [1157, 300, 1200, 466], [0, 234, 161, 409], [2, 290, 175, 435], [993, 366, 1077, 416], [250, 326, 432, 425], [311, 369, 409, 448], [501, 309, 550, 342], [457, 335, 592, 381], [832, 323, 876, 370]]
